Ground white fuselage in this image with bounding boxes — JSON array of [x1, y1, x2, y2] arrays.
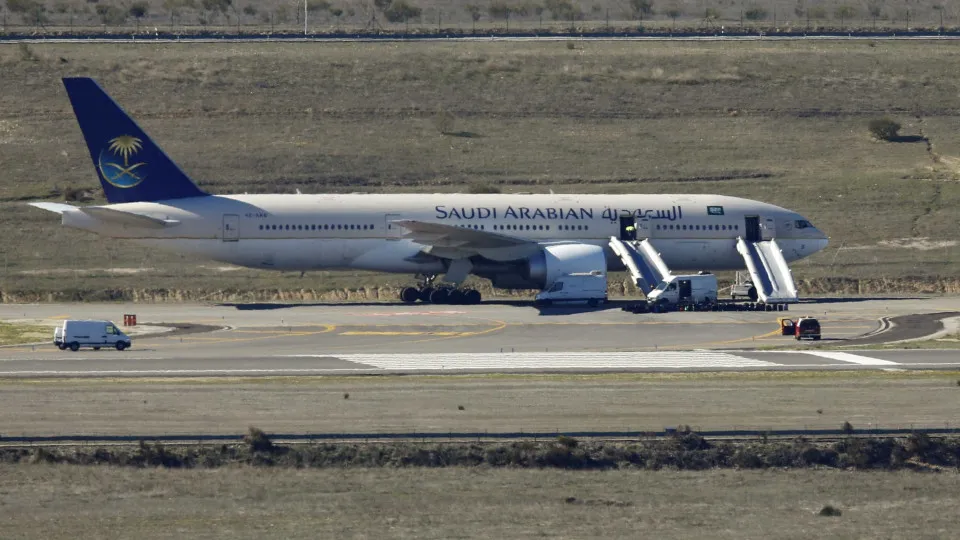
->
[[61, 193, 828, 275]]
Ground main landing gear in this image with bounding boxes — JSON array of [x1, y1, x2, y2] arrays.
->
[[399, 274, 482, 305]]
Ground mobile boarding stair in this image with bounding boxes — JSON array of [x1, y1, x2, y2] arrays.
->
[[735, 237, 799, 304], [608, 236, 671, 296]]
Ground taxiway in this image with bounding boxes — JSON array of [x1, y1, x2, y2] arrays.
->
[[0, 297, 956, 377]]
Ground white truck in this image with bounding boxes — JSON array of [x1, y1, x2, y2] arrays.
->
[[54, 320, 131, 351], [645, 273, 718, 312], [534, 271, 608, 307]]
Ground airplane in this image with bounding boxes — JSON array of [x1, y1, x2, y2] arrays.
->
[[31, 77, 829, 305]]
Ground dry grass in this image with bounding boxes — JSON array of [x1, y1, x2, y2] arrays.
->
[[0, 466, 957, 539], [0, 373, 957, 436], [1, 41, 959, 298], [0, 322, 52, 345], [0, 0, 954, 34]]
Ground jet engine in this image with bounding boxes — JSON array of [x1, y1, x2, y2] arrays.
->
[[523, 243, 607, 290]]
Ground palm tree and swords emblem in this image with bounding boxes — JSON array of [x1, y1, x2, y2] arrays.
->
[[98, 135, 147, 188]]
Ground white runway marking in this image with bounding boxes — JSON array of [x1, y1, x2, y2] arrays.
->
[[793, 351, 900, 366], [289, 352, 779, 370]]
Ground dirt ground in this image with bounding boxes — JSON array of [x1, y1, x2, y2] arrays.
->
[[0, 466, 957, 539], [1, 372, 958, 437]]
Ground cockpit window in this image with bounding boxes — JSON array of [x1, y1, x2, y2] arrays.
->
[[795, 220, 813, 229]]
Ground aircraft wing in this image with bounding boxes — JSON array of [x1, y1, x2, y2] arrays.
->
[[393, 219, 541, 261]]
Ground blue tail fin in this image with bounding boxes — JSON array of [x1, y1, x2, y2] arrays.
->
[[62, 77, 208, 204]]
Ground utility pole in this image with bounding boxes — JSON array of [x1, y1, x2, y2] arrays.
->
[[304, 0, 308, 35]]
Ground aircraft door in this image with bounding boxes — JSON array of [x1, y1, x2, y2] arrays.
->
[[635, 217, 651, 239], [744, 216, 761, 242], [619, 215, 637, 241], [678, 279, 692, 301], [385, 213, 402, 240], [222, 214, 239, 242], [761, 217, 775, 240]]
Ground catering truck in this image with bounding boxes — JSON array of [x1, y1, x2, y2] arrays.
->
[[54, 320, 131, 351], [623, 273, 719, 313]]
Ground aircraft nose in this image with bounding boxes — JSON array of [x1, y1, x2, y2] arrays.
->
[[811, 236, 829, 253]]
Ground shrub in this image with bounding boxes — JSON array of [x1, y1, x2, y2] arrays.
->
[[819, 504, 842, 517], [244, 426, 274, 452], [868, 117, 901, 141], [384, 1, 421, 23], [841, 421, 855, 434], [744, 7, 768, 20], [557, 435, 578, 448]]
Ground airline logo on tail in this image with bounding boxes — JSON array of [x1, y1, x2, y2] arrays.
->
[[98, 135, 147, 188]]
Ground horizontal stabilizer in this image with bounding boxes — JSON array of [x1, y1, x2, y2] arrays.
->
[[28, 202, 79, 214], [80, 206, 180, 229]]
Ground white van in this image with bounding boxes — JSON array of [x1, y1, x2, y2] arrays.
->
[[54, 320, 131, 351], [534, 271, 608, 307]]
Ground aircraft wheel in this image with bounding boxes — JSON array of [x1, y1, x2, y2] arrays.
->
[[69, 342, 80, 352], [747, 287, 758, 302], [58, 344, 66, 351], [429, 288, 450, 304], [419, 287, 435, 302], [400, 286, 420, 303], [93, 347, 101, 351], [464, 289, 481, 305], [116, 341, 127, 351], [448, 289, 465, 305]]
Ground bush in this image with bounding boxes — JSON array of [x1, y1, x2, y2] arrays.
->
[[819, 504, 842, 517], [243, 426, 274, 452], [384, 1, 421, 23], [557, 435, 578, 448], [744, 7, 768, 20], [868, 117, 901, 141]]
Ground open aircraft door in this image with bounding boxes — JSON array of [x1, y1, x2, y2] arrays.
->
[[635, 216, 651, 239], [761, 216, 776, 241]]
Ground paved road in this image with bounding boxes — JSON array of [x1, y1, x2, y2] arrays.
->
[[0, 297, 956, 377]]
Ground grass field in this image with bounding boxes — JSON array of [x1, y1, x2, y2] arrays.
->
[[0, 322, 52, 345], [0, 466, 957, 538], [1, 371, 957, 436], [1, 40, 959, 300]]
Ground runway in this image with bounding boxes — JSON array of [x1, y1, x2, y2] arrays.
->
[[0, 297, 957, 377]]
